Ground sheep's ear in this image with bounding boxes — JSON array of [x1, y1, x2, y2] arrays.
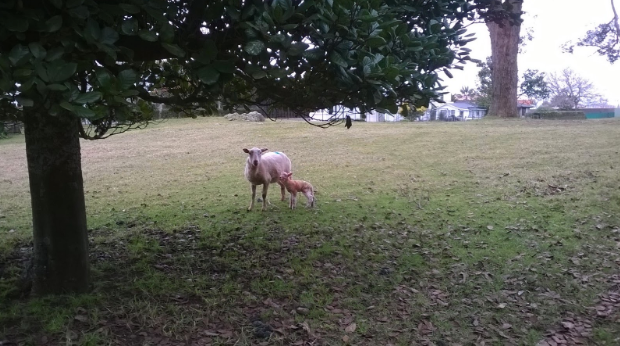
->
[[287, 172, 293, 177], [261, 148, 268, 153], [243, 148, 249, 153]]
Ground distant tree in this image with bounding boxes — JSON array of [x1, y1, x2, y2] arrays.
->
[[563, 0, 620, 63], [459, 86, 477, 101], [519, 69, 550, 101], [473, 57, 493, 109], [546, 68, 602, 109], [468, 60, 548, 109]]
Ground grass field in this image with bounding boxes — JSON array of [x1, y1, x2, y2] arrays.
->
[[2, 117, 620, 345]]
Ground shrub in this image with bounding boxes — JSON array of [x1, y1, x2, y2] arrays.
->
[[528, 111, 585, 120]]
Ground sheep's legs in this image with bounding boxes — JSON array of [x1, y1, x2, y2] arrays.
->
[[248, 184, 257, 211], [278, 181, 286, 201], [261, 184, 269, 211]]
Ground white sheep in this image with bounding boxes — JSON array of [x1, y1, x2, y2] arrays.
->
[[243, 147, 292, 211]]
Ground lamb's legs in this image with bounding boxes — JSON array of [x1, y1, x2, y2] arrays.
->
[[303, 190, 315, 208], [261, 183, 269, 211], [289, 192, 298, 209], [248, 184, 257, 211]]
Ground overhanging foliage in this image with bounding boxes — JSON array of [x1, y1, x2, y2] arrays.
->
[[0, 0, 517, 136]]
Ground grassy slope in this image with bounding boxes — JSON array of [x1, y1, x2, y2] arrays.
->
[[1, 117, 620, 345]]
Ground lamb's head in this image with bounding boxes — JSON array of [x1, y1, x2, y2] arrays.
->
[[279, 171, 293, 183], [243, 147, 268, 167]]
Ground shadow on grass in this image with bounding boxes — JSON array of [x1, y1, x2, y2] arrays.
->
[[2, 204, 620, 345]]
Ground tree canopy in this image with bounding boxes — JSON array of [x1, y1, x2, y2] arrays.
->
[[0, 0, 514, 134]]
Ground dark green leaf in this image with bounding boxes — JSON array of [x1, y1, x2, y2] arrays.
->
[[45, 16, 63, 32], [288, 42, 309, 56], [66, 0, 84, 8], [303, 48, 324, 60], [241, 4, 255, 20], [96, 70, 111, 88], [69, 6, 89, 19], [269, 68, 288, 78], [15, 96, 34, 107], [121, 19, 138, 35], [47, 83, 67, 91], [160, 23, 174, 43], [73, 92, 102, 104], [195, 40, 217, 63], [244, 40, 265, 55], [366, 36, 387, 48], [329, 51, 348, 67], [19, 77, 35, 91], [99, 43, 118, 60], [138, 30, 158, 42], [212, 60, 236, 74], [28, 42, 46, 59], [162, 43, 185, 57], [252, 70, 267, 79], [373, 89, 383, 103], [0, 56, 9, 72], [100, 27, 119, 45], [4, 16, 29, 32], [47, 61, 77, 82], [281, 23, 298, 30], [119, 3, 141, 14], [14, 69, 33, 78], [35, 78, 48, 95], [122, 89, 140, 97], [8, 44, 30, 66], [50, 0, 63, 9], [197, 66, 220, 85], [60, 101, 75, 112], [84, 18, 101, 41], [45, 47, 64, 62], [0, 73, 11, 92], [118, 69, 137, 90], [73, 106, 96, 118], [142, 4, 167, 22], [35, 62, 49, 82]]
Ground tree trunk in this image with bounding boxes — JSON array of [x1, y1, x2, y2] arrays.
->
[[486, 0, 523, 118], [24, 111, 90, 295]]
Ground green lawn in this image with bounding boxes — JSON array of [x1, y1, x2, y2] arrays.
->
[[2, 117, 620, 345]]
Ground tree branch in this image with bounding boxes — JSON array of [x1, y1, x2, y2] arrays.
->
[[612, 0, 620, 47]]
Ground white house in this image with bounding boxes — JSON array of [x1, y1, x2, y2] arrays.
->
[[419, 102, 487, 121], [308, 106, 403, 122]]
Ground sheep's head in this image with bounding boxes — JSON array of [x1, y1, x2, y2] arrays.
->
[[243, 147, 268, 167], [279, 171, 293, 182]]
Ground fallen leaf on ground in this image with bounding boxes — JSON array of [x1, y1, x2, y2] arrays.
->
[[345, 323, 357, 333]]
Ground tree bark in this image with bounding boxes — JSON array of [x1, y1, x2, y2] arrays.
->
[[24, 111, 90, 295], [486, 0, 523, 118]]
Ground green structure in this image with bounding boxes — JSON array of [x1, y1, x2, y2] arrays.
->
[[580, 108, 619, 119]]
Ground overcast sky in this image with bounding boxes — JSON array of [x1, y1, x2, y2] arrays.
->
[[444, 0, 620, 106]]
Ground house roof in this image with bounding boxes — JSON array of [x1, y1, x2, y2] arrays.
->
[[448, 102, 484, 109], [517, 99, 535, 107]]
